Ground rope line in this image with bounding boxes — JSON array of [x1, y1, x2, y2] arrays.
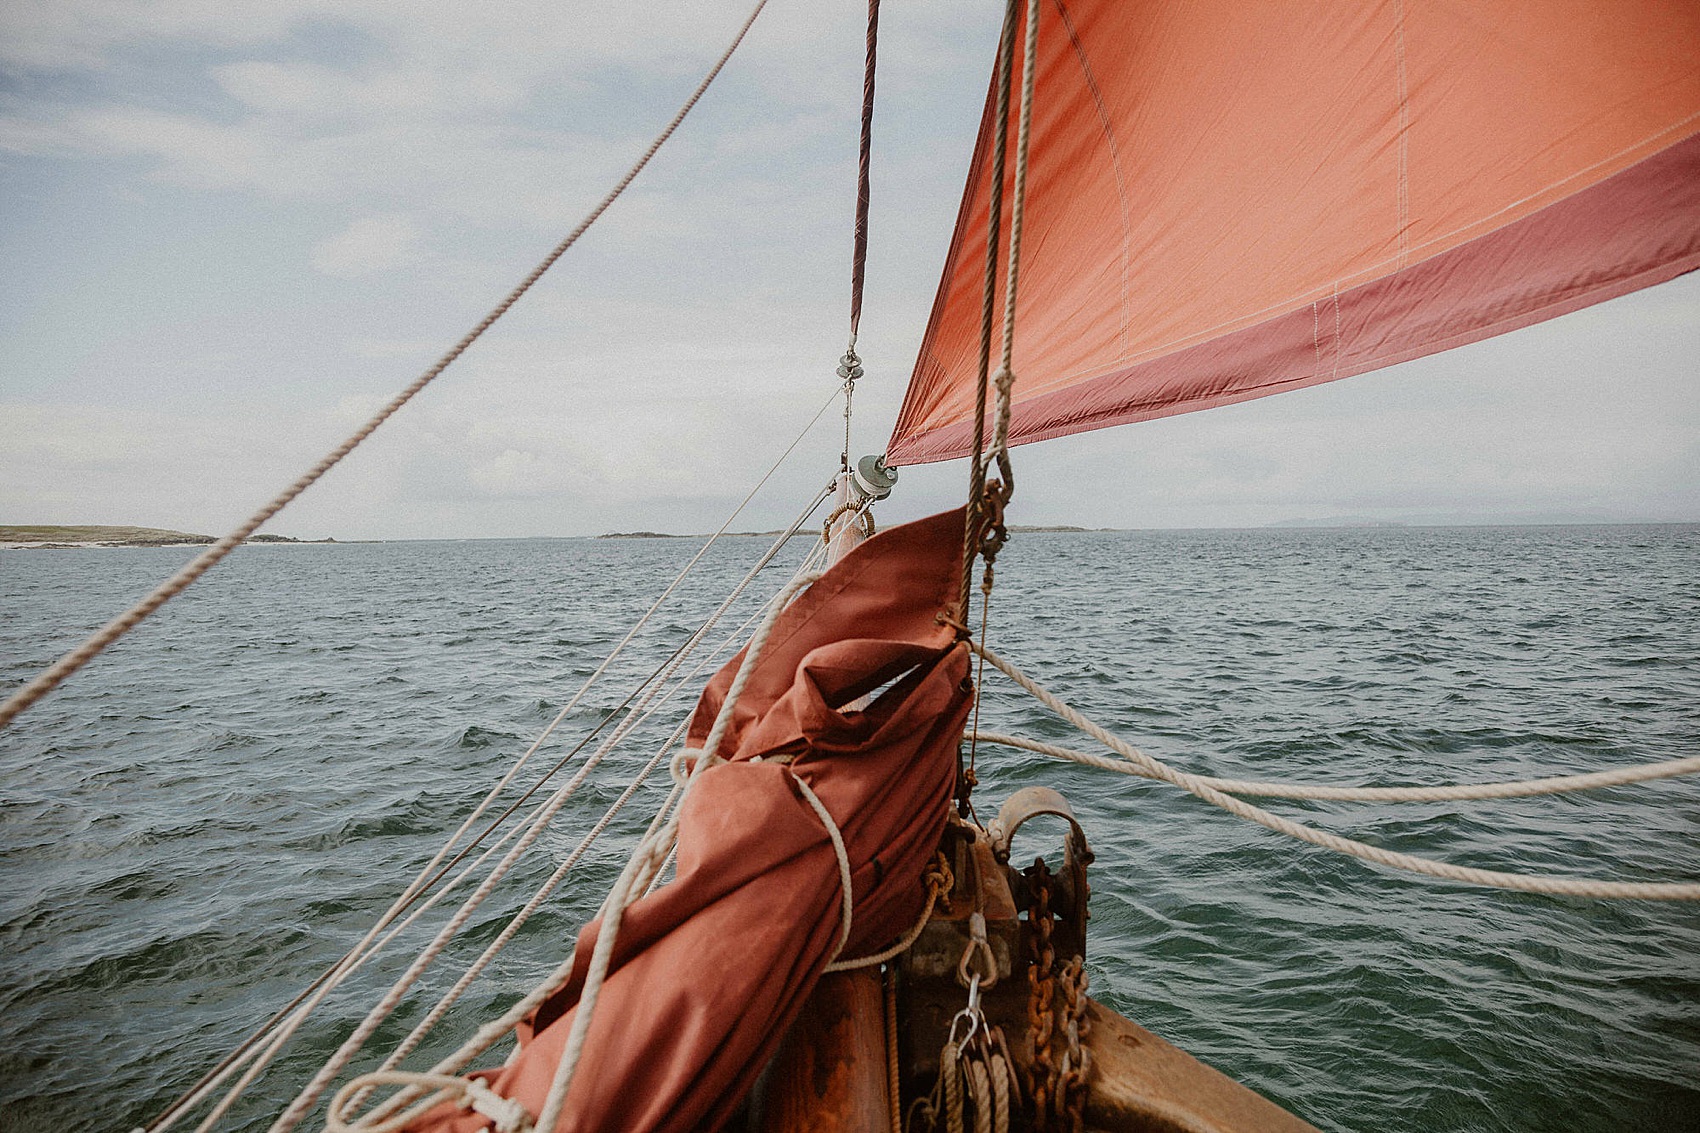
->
[[533, 569, 825, 1133], [145, 432, 831, 1133], [848, 0, 881, 338], [973, 643, 1700, 900], [346, 543, 834, 1122], [792, 771, 856, 962], [961, 0, 1021, 617], [270, 526, 832, 1133], [0, 0, 773, 735], [970, 731, 1700, 802]]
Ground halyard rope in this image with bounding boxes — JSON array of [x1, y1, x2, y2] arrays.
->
[[989, 0, 1042, 465], [961, 0, 1020, 617], [973, 643, 1700, 900], [0, 0, 773, 735], [969, 730, 1700, 802], [792, 771, 857, 963]]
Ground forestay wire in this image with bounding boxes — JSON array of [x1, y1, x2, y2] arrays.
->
[[0, 0, 773, 735]]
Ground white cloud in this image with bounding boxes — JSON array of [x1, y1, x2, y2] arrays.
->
[[311, 213, 420, 277]]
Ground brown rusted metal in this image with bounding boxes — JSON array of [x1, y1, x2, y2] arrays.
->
[[899, 828, 1026, 1096], [1025, 858, 1060, 1130], [768, 795, 1320, 1133]]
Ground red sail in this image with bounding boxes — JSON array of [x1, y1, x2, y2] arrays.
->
[[887, 0, 1700, 466], [405, 509, 970, 1133]]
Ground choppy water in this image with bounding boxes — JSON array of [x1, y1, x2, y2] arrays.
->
[[2, 523, 1697, 1132]]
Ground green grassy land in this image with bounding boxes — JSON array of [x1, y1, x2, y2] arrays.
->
[[0, 525, 216, 545]]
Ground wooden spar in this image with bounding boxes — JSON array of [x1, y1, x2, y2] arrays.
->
[[749, 970, 892, 1133], [748, 472, 893, 1133]]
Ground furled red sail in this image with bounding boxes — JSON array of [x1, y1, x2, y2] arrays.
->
[[405, 509, 970, 1133], [887, 0, 1700, 465]]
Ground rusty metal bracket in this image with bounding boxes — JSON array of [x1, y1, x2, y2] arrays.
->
[[986, 786, 1094, 871]]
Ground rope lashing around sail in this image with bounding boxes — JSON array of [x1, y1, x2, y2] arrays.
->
[[533, 569, 826, 1133], [278, 548, 837, 1133], [0, 0, 775, 735], [825, 851, 954, 973], [969, 730, 1700, 803], [145, 451, 835, 1133], [971, 642, 1700, 900], [326, 1074, 531, 1133]]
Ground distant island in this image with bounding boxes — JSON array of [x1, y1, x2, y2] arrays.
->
[[0, 525, 333, 548]]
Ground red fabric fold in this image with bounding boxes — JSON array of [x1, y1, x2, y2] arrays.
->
[[405, 508, 970, 1133]]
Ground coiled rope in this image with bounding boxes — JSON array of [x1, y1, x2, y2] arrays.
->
[[972, 643, 1700, 900]]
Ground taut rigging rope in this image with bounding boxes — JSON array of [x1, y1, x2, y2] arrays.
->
[[970, 729, 1700, 803], [0, 0, 773, 734], [973, 642, 1700, 900]]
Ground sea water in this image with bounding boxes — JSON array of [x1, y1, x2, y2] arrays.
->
[[2, 525, 1696, 1132]]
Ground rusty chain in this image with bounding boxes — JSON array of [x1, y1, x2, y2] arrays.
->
[[1023, 859, 1058, 1129], [1022, 858, 1091, 1133], [1056, 956, 1091, 1133]]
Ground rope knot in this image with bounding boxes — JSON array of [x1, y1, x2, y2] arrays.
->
[[464, 1080, 535, 1133]]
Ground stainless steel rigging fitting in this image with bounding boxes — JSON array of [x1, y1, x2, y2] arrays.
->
[[836, 349, 865, 384], [852, 454, 898, 501]]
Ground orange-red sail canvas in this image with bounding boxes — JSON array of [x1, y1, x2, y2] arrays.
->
[[888, 0, 1700, 465]]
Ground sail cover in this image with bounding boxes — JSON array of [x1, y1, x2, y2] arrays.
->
[[886, 0, 1700, 465], [405, 509, 970, 1133]]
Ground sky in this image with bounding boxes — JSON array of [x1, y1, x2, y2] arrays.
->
[[1, 0, 1696, 540]]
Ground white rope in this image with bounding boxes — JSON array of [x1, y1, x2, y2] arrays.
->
[[0, 0, 776, 737], [327, 545, 837, 1128], [969, 730, 1700, 803], [791, 770, 856, 963], [365, 718, 688, 1097], [824, 880, 944, 973], [274, 537, 831, 1133], [356, 550, 829, 1122], [325, 1073, 531, 1133], [181, 476, 833, 1133], [987, 0, 1042, 460], [532, 568, 825, 1133], [973, 643, 1700, 900]]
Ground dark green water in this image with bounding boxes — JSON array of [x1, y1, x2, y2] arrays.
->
[[2, 524, 1697, 1132]]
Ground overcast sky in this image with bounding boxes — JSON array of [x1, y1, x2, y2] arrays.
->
[[2, 0, 1696, 540]]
